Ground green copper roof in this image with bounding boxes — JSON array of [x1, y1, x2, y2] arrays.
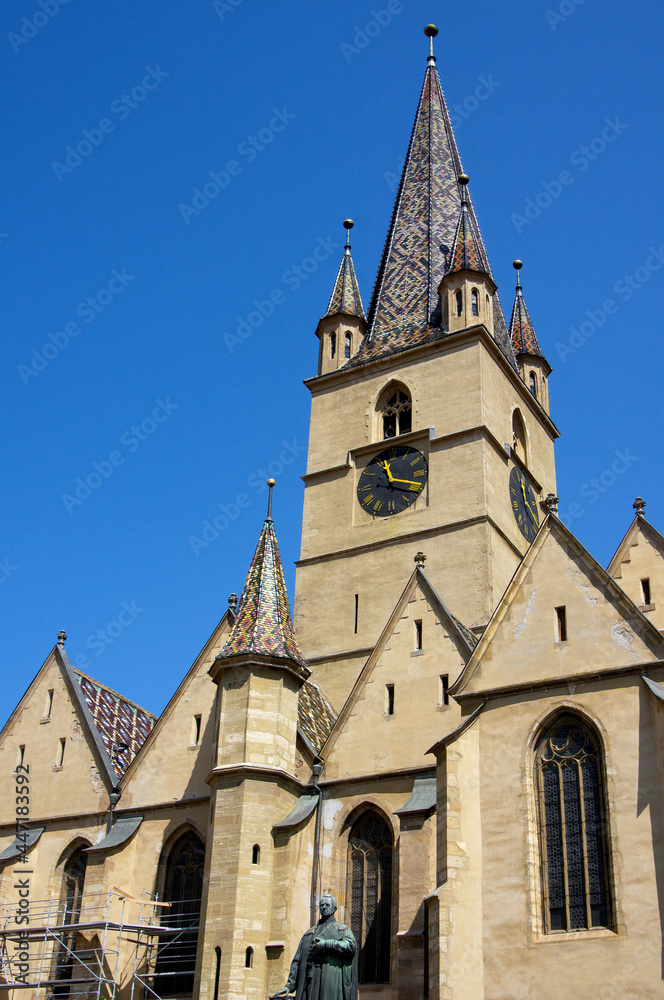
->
[[217, 517, 306, 668], [325, 246, 365, 320]]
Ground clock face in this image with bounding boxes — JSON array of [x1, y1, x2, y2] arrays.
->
[[509, 467, 539, 541], [357, 445, 428, 517]]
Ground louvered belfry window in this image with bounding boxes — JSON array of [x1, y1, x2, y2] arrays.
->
[[154, 831, 205, 996], [535, 717, 612, 933], [347, 811, 393, 983]]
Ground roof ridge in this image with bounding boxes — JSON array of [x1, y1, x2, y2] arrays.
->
[[72, 668, 157, 719]]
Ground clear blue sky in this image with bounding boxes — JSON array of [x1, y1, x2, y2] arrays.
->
[[2, 0, 663, 722]]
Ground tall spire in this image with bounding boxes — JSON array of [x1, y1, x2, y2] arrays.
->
[[217, 499, 306, 669], [324, 220, 365, 321], [350, 25, 515, 368], [509, 261, 545, 359]]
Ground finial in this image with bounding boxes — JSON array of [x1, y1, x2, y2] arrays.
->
[[414, 551, 426, 568], [458, 174, 469, 206], [633, 497, 646, 517], [343, 219, 353, 252], [513, 259, 523, 290], [424, 24, 438, 65], [57, 629, 67, 645], [543, 493, 559, 516], [267, 479, 276, 519], [228, 592, 238, 612]]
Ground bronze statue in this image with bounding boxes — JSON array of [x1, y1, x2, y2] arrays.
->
[[271, 895, 358, 1000]]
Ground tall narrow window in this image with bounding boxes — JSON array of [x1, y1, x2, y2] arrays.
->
[[380, 385, 412, 439], [471, 288, 479, 316], [192, 714, 202, 745], [44, 689, 54, 718], [347, 812, 393, 983], [555, 606, 567, 642], [641, 578, 651, 605], [213, 947, 221, 1000], [16, 745, 25, 768], [440, 675, 449, 706], [414, 620, 422, 650], [386, 684, 394, 716], [535, 716, 612, 932], [252, 844, 260, 865], [344, 332, 352, 358], [57, 738, 66, 767], [455, 289, 463, 316], [330, 333, 336, 359], [54, 848, 88, 991], [245, 947, 254, 969], [512, 409, 527, 464], [154, 831, 205, 996], [354, 594, 359, 635], [529, 371, 537, 397]]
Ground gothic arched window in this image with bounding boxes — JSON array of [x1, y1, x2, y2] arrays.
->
[[512, 409, 527, 464], [54, 848, 88, 991], [380, 385, 412, 439], [347, 811, 393, 984], [471, 288, 479, 316], [345, 332, 352, 359], [455, 289, 463, 317], [535, 716, 612, 933], [529, 371, 537, 396], [154, 831, 205, 996], [330, 333, 336, 359]]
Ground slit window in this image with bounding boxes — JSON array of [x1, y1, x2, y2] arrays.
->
[[455, 289, 463, 316], [17, 745, 25, 768], [414, 620, 423, 650], [57, 738, 66, 767], [252, 844, 260, 865], [555, 606, 567, 642], [245, 947, 253, 969], [354, 594, 359, 634], [44, 689, 54, 718], [386, 684, 394, 716], [441, 675, 449, 706], [641, 578, 651, 605], [471, 288, 479, 316], [529, 371, 537, 397], [344, 332, 352, 358], [214, 947, 221, 1000], [330, 332, 336, 358], [192, 714, 202, 745]]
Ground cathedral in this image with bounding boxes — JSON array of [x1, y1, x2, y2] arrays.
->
[[1, 24, 663, 1000]]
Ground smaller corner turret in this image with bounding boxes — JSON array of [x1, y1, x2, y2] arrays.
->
[[315, 220, 366, 375], [509, 260, 552, 413], [438, 175, 496, 335]]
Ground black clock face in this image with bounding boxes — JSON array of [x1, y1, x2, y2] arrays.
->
[[357, 445, 428, 517], [509, 467, 539, 541]]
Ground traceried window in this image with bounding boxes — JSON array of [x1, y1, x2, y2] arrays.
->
[[347, 811, 393, 984], [535, 716, 612, 933], [54, 848, 88, 993], [380, 386, 412, 439], [154, 831, 205, 997]]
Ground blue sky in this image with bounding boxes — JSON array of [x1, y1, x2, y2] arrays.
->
[[2, 0, 663, 722]]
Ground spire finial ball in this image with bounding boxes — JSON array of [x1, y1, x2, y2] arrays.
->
[[267, 479, 276, 488], [513, 259, 523, 270], [458, 173, 469, 186], [424, 24, 438, 37], [343, 219, 354, 230]]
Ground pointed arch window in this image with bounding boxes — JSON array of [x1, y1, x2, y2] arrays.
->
[[535, 716, 612, 933], [54, 848, 88, 992], [380, 385, 411, 439], [344, 332, 352, 359], [512, 409, 527, 465], [154, 831, 205, 997], [455, 289, 463, 317], [347, 811, 393, 984], [471, 288, 479, 316], [529, 371, 537, 397], [330, 333, 336, 359]]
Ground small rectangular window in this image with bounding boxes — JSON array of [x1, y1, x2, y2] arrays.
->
[[386, 684, 394, 716], [44, 689, 54, 718], [16, 745, 25, 768], [354, 594, 359, 635], [441, 675, 449, 706], [192, 714, 202, 745], [555, 606, 567, 642], [414, 620, 423, 650], [641, 578, 651, 605], [57, 738, 66, 767]]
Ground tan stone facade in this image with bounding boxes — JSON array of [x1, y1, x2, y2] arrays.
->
[[2, 32, 664, 1000]]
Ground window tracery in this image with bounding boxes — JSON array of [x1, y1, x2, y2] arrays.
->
[[347, 811, 393, 983], [380, 386, 412, 439], [154, 831, 205, 995]]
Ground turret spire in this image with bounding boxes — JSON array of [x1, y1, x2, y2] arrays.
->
[[509, 261, 545, 359], [448, 175, 489, 276], [217, 497, 306, 669], [324, 220, 365, 321]]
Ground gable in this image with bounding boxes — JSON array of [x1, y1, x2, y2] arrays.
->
[[607, 516, 664, 632], [322, 572, 473, 779], [454, 517, 664, 698]]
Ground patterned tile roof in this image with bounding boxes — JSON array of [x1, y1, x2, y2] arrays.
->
[[325, 247, 365, 320], [298, 680, 336, 754], [217, 518, 306, 668], [73, 670, 157, 777], [509, 285, 545, 358], [344, 61, 516, 371], [449, 201, 488, 276]]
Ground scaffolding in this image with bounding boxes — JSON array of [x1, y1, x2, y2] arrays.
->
[[0, 891, 200, 1000]]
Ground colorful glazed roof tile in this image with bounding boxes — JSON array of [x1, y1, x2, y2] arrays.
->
[[217, 517, 306, 668], [509, 283, 545, 359], [342, 54, 516, 371], [73, 670, 157, 777], [325, 246, 365, 320], [298, 680, 336, 753], [449, 200, 488, 276]]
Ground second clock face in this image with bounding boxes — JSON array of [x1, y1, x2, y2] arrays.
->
[[357, 445, 428, 517], [509, 467, 539, 541]]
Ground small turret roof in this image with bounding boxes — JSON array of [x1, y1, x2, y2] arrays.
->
[[325, 243, 365, 321], [509, 274, 545, 359], [217, 516, 306, 668], [448, 197, 489, 276]]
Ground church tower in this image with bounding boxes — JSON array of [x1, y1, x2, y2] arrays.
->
[[293, 26, 559, 709]]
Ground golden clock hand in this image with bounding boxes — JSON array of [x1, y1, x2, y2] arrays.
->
[[379, 460, 395, 482], [390, 477, 420, 486]]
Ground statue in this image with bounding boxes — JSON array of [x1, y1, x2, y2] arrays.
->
[[270, 895, 358, 1000]]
